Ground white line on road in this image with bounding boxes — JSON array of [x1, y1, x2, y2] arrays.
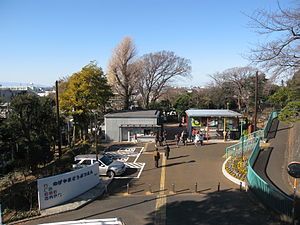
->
[[134, 147, 144, 163]]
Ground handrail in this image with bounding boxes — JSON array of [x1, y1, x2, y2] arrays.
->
[[264, 111, 278, 138], [247, 134, 293, 217], [225, 137, 258, 158]]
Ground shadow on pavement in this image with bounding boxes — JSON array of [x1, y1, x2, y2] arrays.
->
[[146, 190, 282, 225], [168, 155, 189, 160], [78, 189, 282, 225], [163, 160, 196, 168]]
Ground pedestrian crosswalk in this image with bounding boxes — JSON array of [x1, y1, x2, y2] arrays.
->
[[125, 162, 145, 169], [105, 147, 139, 162]]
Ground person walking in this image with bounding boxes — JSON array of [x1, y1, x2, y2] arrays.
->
[[153, 148, 160, 168], [182, 130, 187, 146], [164, 144, 170, 159], [194, 133, 200, 147], [199, 133, 204, 146], [175, 133, 180, 147]]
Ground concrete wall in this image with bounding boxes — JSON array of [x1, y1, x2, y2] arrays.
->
[[105, 117, 158, 141]]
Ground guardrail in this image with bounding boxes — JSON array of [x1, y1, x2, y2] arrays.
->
[[225, 137, 258, 158], [264, 111, 278, 139], [247, 135, 293, 218], [225, 111, 278, 158], [241, 129, 264, 141]]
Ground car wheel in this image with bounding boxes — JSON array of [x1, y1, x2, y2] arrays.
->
[[107, 170, 115, 179]]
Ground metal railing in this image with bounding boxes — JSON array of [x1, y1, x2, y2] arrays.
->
[[247, 138, 293, 217], [241, 129, 264, 141], [225, 137, 258, 158], [225, 111, 278, 158], [263, 111, 278, 139]]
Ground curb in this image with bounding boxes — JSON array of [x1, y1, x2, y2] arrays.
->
[[222, 156, 246, 188]]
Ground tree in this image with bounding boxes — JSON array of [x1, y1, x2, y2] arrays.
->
[[107, 37, 141, 110], [2, 94, 56, 171], [268, 86, 293, 109], [60, 62, 113, 142], [210, 67, 258, 111], [247, 2, 300, 78], [138, 51, 191, 108], [287, 69, 300, 100], [173, 92, 195, 119], [278, 101, 300, 122]]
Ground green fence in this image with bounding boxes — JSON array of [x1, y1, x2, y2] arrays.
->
[[264, 111, 278, 138], [226, 111, 294, 218], [247, 132, 293, 217], [226, 111, 278, 158], [225, 137, 258, 158]]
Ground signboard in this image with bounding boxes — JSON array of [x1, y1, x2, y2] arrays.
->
[[287, 161, 300, 178], [37, 163, 100, 210], [191, 118, 202, 127]]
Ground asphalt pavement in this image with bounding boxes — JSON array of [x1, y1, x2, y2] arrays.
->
[[19, 123, 283, 225]]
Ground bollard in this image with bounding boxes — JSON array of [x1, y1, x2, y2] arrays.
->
[[217, 182, 220, 192], [172, 183, 175, 193], [240, 182, 242, 191], [148, 184, 152, 194], [127, 183, 130, 194], [195, 182, 198, 193]]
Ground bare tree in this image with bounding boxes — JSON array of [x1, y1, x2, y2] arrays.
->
[[108, 37, 141, 110], [138, 51, 191, 108], [247, 2, 300, 79], [210, 67, 258, 111]]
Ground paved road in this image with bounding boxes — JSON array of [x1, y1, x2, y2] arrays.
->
[[21, 124, 282, 225]]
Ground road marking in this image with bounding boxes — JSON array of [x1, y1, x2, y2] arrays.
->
[[155, 153, 166, 225], [134, 147, 144, 163], [124, 162, 145, 169], [136, 163, 145, 179]]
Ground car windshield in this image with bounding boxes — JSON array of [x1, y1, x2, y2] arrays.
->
[[100, 155, 113, 165], [74, 159, 81, 164]]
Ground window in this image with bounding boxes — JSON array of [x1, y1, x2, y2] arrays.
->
[[81, 160, 92, 165]]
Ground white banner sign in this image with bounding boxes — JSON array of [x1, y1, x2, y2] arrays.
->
[[37, 163, 100, 210]]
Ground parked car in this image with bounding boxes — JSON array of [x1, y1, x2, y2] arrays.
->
[[72, 154, 126, 178]]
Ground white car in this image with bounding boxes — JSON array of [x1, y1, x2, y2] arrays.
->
[[72, 154, 126, 178]]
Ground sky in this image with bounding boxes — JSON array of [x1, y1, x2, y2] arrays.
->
[[0, 0, 293, 87]]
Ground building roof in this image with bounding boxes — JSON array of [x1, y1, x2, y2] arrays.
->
[[105, 110, 160, 118], [185, 109, 242, 117], [119, 124, 161, 128]]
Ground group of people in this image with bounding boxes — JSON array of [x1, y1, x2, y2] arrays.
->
[[175, 130, 188, 147], [153, 129, 205, 168], [193, 131, 204, 147], [155, 130, 167, 147]]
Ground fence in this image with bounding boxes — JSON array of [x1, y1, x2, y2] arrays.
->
[[225, 137, 258, 158], [264, 111, 278, 139], [225, 111, 278, 159], [226, 111, 294, 218], [247, 137, 294, 217]]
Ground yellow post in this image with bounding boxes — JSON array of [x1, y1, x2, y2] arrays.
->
[[292, 178, 297, 225], [223, 117, 227, 142]]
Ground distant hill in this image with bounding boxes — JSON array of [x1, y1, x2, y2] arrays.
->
[[0, 82, 51, 88]]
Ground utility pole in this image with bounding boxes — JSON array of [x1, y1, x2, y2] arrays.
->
[[55, 80, 62, 158], [253, 71, 258, 132]]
